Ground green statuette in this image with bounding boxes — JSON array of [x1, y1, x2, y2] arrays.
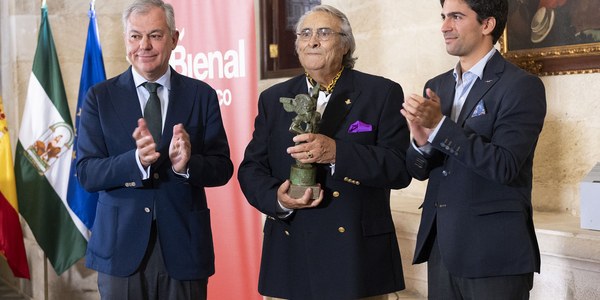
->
[[280, 85, 322, 199]]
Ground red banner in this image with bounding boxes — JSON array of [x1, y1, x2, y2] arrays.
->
[[169, 1, 262, 298]]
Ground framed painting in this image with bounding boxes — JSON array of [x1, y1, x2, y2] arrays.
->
[[259, 0, 321, 79], [500, 0, 600, 76]]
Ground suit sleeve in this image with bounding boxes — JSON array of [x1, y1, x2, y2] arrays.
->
[[333, 81, 412, 189], [238, 92, 283, 218], [405, 78, 448, 181], [430, 73, 546, 184], [76, 86, 143, 192], [186, 88, 233, 188], [406, 143, 445, 181]]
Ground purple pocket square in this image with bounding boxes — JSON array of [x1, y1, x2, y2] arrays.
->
[[348, 121, 372, 133]]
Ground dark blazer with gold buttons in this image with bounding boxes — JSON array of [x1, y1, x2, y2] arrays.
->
[[76, 67, 233, 280], [406, 51, 545, 278], [238, 69, 412, 299]]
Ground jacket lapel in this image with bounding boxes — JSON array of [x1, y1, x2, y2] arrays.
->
[[285, 75, 309, 99], [113, 67, 143, 146], [319, 70, 359, 137], [162, 69, 192, 148], [456, 52, 504, 125], [437, 71, 456, 117], [154, 69, 195, 167]]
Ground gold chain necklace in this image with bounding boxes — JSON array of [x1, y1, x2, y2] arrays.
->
[[306, 66, 344, 94]]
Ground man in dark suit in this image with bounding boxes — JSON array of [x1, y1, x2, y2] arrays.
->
[[238, 5, 411, 300], [76, 0, 232, 299], [401, 0, 546, 299]]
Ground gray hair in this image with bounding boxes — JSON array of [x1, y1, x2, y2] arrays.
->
[[295, 5, 357, 69], [122, 0, 177, 36]]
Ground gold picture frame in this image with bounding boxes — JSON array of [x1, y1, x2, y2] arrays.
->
[[499, 0, 600, 76]]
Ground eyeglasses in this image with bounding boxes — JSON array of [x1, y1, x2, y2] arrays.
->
[[296, 28, 345, 41]]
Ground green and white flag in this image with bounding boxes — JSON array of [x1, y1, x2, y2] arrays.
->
[[14, 3, 86, 275]]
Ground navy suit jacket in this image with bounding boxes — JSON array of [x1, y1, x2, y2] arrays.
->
[[76, 67, 233, 280], [238, 69, 412, 299], [407, 52, 545, 278]]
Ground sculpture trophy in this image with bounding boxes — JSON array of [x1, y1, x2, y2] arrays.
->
[[280, 85, 322, 199]]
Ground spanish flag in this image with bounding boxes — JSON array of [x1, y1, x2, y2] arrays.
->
[[0, 96, 30, 279]]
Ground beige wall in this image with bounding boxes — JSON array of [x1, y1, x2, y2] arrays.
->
[[322, 0, 600, 216], [1, 0, 599, 298]]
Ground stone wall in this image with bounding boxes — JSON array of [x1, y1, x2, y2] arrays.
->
[[2, 0, 600, 298]]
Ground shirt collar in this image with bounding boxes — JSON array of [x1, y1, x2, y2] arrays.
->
[[453, 48, 496, 82], [132, 67, 172, 90]]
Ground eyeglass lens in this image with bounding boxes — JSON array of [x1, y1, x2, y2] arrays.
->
[[297, 28, 339, 41]]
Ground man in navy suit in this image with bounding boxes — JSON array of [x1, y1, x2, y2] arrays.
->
[[238, 5, 411, 299], [76, 0, 232, 298], [401, 0, 546, 298]]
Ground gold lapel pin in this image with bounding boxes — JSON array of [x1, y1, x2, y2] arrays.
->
[[345, 99, 352, 105]]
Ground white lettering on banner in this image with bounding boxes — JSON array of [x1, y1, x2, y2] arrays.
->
[[171, 39, 247, 80], [217, 89, 232, 106], [170, 39, 246, 107]]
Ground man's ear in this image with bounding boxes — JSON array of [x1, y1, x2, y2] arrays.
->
[[482, 17, 496, 36], [171, 30, 180, 49]]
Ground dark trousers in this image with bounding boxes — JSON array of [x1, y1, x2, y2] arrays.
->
[[97, 222, 208, 300], [427, 237, 533, 300]]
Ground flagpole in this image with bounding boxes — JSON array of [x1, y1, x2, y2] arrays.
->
[[41, 5, 47, 298], [44, 256, 48, 300], [40, 1, 49, 298]]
